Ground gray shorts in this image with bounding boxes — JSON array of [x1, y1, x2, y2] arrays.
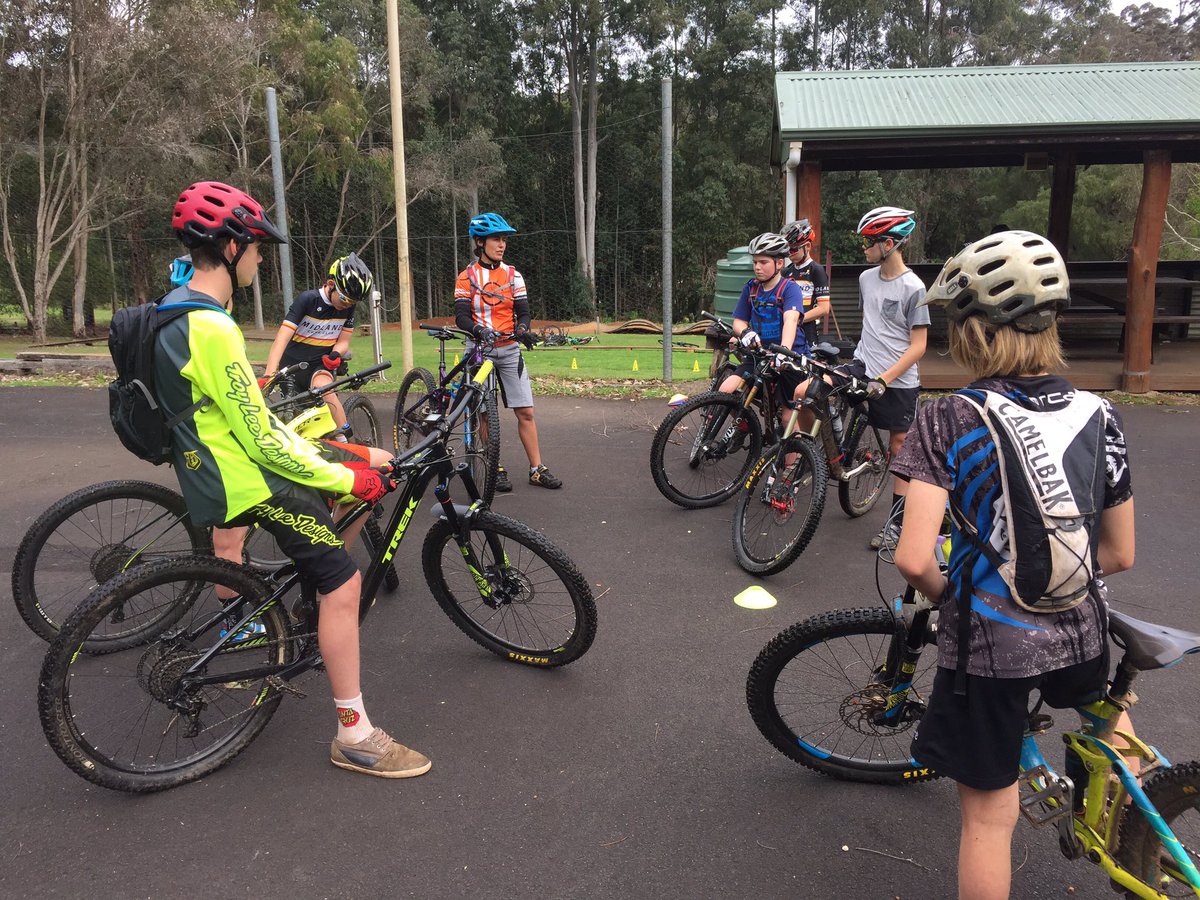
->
[[466, 341, 533, 409]]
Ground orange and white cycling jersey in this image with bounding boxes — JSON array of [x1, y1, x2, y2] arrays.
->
[[454, 262, 527, 344]]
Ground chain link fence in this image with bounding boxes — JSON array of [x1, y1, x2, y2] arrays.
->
[[1, 124, 668, 338]]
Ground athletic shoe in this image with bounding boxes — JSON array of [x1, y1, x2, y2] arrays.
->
[[495, 466, 513, 493], [869, 521, 902, 551], [330, 728, 432, 779], [529, 465, 562, 489], [219, 619, 267, 642]]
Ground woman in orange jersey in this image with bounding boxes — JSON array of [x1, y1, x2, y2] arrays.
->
[[454, 213, 562, 491]]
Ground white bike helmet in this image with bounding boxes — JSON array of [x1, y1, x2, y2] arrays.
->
[[747, 233, 790, 259], [920, 230, 1069, 333]]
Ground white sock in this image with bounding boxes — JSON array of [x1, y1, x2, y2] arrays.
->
[[334, 694, 373, 744]]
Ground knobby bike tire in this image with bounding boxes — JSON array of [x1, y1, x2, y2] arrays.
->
[[13, 480, 211, 646], [1116, 759, 1200, 895], [837, 410, 891, 518], [649, 391, 763, 509], [746, 606, 941, 785], [392, 366, 438, 454], [39, 556, 291, 793], [342, 393, 380, 447], [732, 437, 827, 576], [455, 390, 500, 506], [421, 510, 597, 666]]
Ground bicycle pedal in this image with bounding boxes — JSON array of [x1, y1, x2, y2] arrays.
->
[[1026, 712, 1055, 735], [1018, 765, 1074, 827], [266, 675, 307, 700]]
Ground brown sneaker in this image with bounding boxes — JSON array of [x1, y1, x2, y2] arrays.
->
[[330, 727, 432, 779], [529, 464, 562, 489]]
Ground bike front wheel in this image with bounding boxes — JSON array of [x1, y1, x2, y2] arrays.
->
[[837, 409, 891, 518], [746, 606, 941, 785], [421, 510, 597, 666], [392, 367, 438, 454], [38, 556, 293, 793], [1117, 760, 1200, 896], [13, 480, 211, 646], [732, 437, 827, 576], [343, 393, 380, 447], [649, 391, 763, 509]]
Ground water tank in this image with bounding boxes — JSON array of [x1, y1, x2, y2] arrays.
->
[[713, 246, 752, 317]]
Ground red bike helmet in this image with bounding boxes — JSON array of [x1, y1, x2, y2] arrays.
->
[[172, 181, 286, 249]]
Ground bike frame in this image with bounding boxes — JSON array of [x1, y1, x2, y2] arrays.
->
[[173, 362, 501, 697], [871, 585, 1200, 898]]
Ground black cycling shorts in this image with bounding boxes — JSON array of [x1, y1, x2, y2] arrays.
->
[[910, 653, 1109, 790], [837, 359, 920, 433]]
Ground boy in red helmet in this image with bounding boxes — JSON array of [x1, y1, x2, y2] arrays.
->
[[158, 181, 431, 779]]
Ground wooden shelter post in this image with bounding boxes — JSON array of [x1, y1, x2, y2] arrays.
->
[[797, 162, 822, 256], [1122, 149, 1172, 393], [1048, 151, 1077, 258]]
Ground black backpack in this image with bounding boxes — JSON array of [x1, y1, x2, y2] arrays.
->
[[107, 294, 212, 465]]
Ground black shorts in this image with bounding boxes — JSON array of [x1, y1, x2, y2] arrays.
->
[[910, 654, 1109, 790], [837, 359, 920, 432], [225, 441, 372, 596]]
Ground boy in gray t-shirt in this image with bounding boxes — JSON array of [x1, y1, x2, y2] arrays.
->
[[845, 207, 929, 550]]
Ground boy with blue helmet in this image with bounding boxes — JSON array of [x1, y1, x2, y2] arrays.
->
[[455, 212, 561, 491]]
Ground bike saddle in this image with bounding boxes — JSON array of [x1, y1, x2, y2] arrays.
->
[[811, 342, 841, 363], [1108, 608, 1200, 671]]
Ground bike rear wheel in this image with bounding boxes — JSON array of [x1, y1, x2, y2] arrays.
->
[[649, 391, 763, 509], [392, 367, 439, 453], [343, 393, 380, 447], [732, 437, 827, 576], [13, 480, 211, 646], [38, 556, 293, 793], [837, 409, 891, 518], [421, 510, 597, 666], [747, 606, 941, 784], [1117, 760, 1200, 897]]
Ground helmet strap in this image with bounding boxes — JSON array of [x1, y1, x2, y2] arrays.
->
[[224, 240, 250, 300]]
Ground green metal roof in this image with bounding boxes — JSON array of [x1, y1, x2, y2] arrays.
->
[[774, 63, 1200, 158]]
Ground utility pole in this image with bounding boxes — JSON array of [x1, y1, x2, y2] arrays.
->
[[386, 0, 414, 372]]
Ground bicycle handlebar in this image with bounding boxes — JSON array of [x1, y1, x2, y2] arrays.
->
[[266, 360, 392, 413], [766, 343, 870, 396]]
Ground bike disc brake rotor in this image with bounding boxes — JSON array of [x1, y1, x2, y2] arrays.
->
[[485, 565, 534, 608], [839, 683, 924, 736]]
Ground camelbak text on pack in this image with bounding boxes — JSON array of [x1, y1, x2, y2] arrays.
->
[[108, 295, 211, 465], [950, 388, 1107, 613]]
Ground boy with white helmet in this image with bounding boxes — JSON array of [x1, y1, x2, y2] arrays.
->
[[892, 230, 1135, 899], [850, 206, 929, 550]]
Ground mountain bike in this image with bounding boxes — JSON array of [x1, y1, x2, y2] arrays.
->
[[731, 343, 888, 576], [540, 325, 592, 346], [264, 351, 381, 447], [12, 362, 398, 647], [746, 541, 1200, 898], [39, 358, 599, 793], [392, 324, 503, 504]]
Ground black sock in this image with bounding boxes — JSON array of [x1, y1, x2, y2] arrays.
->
[[891, 494, 905, 525]]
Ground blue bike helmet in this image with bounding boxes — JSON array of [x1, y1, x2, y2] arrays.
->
[[468, 213, 516, 239], [169, 255, 193, 287]]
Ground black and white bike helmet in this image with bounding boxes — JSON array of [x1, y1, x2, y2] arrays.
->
[[747, 233, 790, 259], [920, 230, 1069, 333]]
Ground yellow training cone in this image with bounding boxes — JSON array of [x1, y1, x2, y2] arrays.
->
[[632, 359, 640, 372], [453, 354, 460, 366], [692, 358, 700, 373], [734, 586, 778, 610], [571, 357, 578, 370]]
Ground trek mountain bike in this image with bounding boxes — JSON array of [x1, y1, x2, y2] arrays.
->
[[392, 324, 503, 504], [731, 343, 889, 575], [12, 362, 397, 647], [746, 543, 1200, 897], [39, 359, 599, 793]]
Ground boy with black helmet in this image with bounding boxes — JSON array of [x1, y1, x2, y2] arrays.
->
[[781, 219, 831, 347], [262, 251, 375, 440], [892, 230, 1135, 900], [159, 182, 428, 779], [454, 212, 561, 491]]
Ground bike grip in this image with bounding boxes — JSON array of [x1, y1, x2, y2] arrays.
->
[[419, 323, 439, 331], [700, 311, 718, 322], [354, 361, 393, 379]]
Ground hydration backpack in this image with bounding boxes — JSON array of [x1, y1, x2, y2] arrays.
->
[[949, 388, 1107, 613], [107, 295, 211, 465]]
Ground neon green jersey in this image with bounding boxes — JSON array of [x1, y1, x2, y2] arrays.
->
[[153, 288, 354, 527]]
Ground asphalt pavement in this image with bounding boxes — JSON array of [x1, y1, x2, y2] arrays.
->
[[1, 387, 1197, 899]]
